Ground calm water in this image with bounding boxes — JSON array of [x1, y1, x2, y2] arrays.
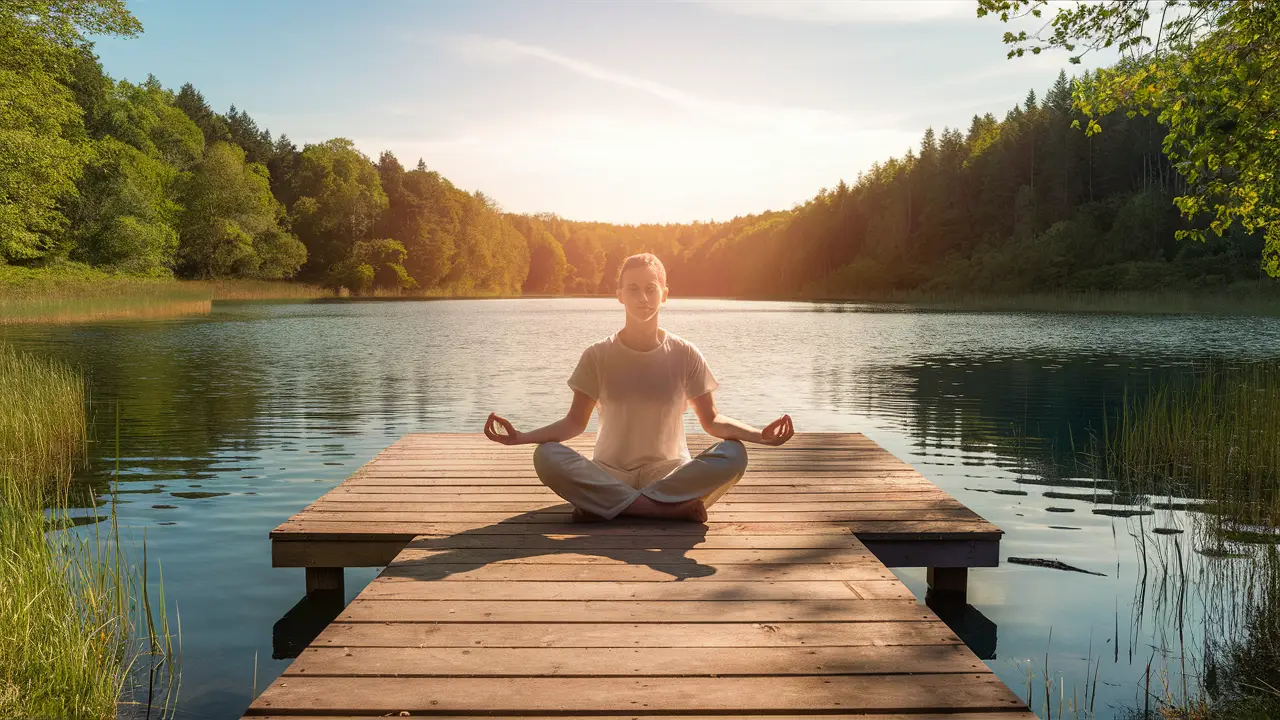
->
[[6, 298, 1280, 719]]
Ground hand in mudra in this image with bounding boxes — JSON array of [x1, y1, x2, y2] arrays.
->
[[760, 414, 794, 446], [484, 412, 522, 445]]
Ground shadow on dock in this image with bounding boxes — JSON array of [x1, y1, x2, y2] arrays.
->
[[377, 507, 727, 582]]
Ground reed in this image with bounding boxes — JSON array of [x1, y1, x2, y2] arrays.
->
[[1, 264, 329, 324], [195, 279, 330, 301], [0, 350, 177, 718], [1102, 362, 1280, 530], [0, 346, 87, 498]]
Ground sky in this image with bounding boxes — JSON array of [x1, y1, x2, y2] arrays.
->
[[92, 0, 1100, 225]]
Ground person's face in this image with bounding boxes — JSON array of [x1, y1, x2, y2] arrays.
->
[[616, 265, 668, 322]]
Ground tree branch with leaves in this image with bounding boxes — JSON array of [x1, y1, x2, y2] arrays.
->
[[979, 0, 1280, 276]]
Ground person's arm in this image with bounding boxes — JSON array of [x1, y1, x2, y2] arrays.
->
[[689, 392, 793, 445], [484, 390, 596, 445]]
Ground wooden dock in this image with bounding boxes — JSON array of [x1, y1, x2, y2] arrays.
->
[[245, 433, 1030, 718]]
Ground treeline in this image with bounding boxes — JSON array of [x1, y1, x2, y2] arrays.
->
[[4, 2, 1271, 298]]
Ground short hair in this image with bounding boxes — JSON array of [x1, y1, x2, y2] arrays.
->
[[616, 253, 668, 290]]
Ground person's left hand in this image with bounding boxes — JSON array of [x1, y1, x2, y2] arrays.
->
[[759, 414, 794, 445]]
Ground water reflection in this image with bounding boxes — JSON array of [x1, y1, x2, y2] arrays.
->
[[272, 590, 345, 660], [3, 298, 1279, 719], [928, 593, 999, 661]]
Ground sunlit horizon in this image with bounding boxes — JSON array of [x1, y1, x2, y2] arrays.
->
[[93, 0, 1107, 225]]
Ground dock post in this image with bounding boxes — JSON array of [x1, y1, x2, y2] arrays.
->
[[926, 566, 968, 603], [305, 567, 344, 596]]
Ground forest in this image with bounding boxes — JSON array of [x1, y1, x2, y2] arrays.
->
[[3, 1, 1274, 301]]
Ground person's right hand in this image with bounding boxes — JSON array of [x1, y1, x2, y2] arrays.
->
[[484, 412, 522, 445]]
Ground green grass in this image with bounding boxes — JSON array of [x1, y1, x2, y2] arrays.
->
[[194, 278, 330, 301], [0, 347, 177, 718], [0, 345, 87, 498], [0, 263, 329, 323]]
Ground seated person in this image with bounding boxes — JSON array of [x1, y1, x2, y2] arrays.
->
[[483, 252, 793, 522]]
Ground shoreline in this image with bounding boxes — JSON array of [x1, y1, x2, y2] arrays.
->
[[3, 270, 1279, 321]]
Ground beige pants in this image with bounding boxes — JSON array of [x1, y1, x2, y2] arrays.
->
[[532, 440, 749, 519]]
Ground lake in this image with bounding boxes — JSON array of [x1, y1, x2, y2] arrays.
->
[[5, 297, 1280, 719]]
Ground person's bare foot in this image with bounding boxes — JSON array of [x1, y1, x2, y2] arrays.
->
[[571, 507, 607, 523], [619, 495, 707, 522]]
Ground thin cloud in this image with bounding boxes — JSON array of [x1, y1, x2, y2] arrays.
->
[[694, 0, 978, 25], [448, 34, 902, 137]]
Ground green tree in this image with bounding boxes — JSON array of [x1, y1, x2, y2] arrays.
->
[[978, 0, 1280, 275], [328, 238, 418, 294], [517, 221, 569, 294], [174, 82, 230, 146], [288, 138, 388, 279], [65, 77, 204, 275], [0, 0, 140, 262], [69, 137, 180, 275], [177, 141, 305, 278]]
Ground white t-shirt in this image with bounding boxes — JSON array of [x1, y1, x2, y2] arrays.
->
[[567, 329, 719, 472]]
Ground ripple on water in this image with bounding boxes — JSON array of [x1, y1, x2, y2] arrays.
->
[[5, 298, 1279, 720]]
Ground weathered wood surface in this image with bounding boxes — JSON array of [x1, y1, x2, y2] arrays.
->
[[245, 433, 1027, 718], [246, 530, 1029, 718], [271, 433, 1001, 568]]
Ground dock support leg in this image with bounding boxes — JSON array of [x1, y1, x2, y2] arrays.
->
[[927, 566, 968, 603], [305, 567, 343, 596]]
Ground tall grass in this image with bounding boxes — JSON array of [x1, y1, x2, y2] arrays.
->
[[0, 347, 177, 718], [0, 346, 87, 497], [1, 262, 329, 324], [1103, 362, 1280, 531], [194, 278, 330, 301], [1083, 361, 1280, 718]]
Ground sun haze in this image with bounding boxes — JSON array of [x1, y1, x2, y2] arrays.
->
[[90, 0, 1089, 225]]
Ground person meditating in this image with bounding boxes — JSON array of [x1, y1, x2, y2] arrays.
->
[[483, 252, 794, 522]]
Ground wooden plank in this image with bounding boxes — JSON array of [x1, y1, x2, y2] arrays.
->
[[386, 548, 880, 565], [359, 579, 912, 601], [327, 488, 950, 499], [308, 500, 968, 513], [270, 519, 1000, 539], [250, 714, 1038, 720], [383, 562, 897, 582], [273, 540, 405, 569], [285, 644, 984, 677], [250, 434, 1022, 720], [863, 538, 1002, 568], [247, 674, 1025, 714], [249, 707, 1039, 712], [401, 533, 864, 549], [337, 599, 934, 623], [288, 509, 982, 523], [363, 460, 915, 470], [343, 471, 929, 481], [310, 620, 962, 648]]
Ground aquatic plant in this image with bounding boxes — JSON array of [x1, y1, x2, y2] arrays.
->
[[0, 264, 328, 324], [0, 346, 87, 497], [1103, 361, 1280, 530], [0, 351, 178, 718]]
